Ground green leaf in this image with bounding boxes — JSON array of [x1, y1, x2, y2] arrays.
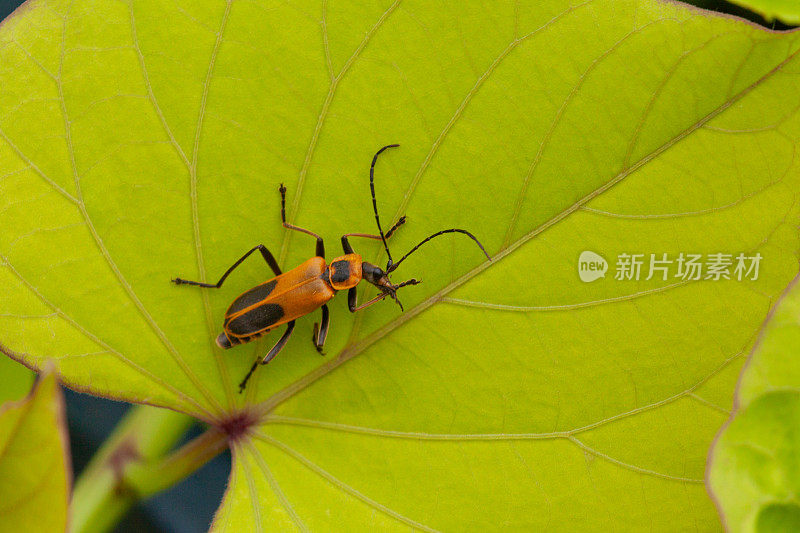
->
[[2, 0, 800, 529], [0, 373, 70, 532], [707, 276, 800, 533], [727, 0, 800, 25]]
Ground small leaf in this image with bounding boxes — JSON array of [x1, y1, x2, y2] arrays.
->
[[0, 373, 70, 532], [708, 276, 800, 533], [0, 354, 33, 404], [727, 0, 800, 25]]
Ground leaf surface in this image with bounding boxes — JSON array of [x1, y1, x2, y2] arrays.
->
[[0, 373, 70, 532], [1, 0, 800, 529]]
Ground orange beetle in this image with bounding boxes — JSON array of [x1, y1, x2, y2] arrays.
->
[[172, 145, 490, 392]]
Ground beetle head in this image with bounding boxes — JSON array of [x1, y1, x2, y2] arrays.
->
[[361, 262, 420, 312]]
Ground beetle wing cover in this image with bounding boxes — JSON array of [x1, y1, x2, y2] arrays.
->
[[226, 303, 285, 336], [226, 279, 278, 315], [221, 257, 331, 341]]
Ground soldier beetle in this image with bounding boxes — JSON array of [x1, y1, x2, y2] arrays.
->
[[172, 145, 490, 392]]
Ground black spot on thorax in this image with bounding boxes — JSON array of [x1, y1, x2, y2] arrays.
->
[[329, 260, 351, 284]]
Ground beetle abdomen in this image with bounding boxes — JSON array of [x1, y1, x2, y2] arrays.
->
[[217, 327, 271, 349], [216, 331, 234, 349]]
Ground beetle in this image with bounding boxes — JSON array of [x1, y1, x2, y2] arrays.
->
[[172, 144, 490, 393]]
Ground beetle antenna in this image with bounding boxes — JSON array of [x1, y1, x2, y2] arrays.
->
[[370, 144, 400, 267], [387, 229, 491, 273]]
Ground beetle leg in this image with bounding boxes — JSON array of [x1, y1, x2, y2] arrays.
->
[[172, 244, 281, 288], [279, 184, 325, 258], [341, 236, 355, 255], [348, 287, 388, 312], [312, 304, 330, 354], [340, 216, 406, 255], [238, 320, 296, 393], [348, 287, 356, 309]]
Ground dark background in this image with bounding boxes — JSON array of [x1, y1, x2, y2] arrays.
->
[[0, 0, 795, 532], [67, 394, 230, 533]]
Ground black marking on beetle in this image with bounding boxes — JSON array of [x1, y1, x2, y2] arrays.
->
[[227, 280, 278, 315], [330, 260, 351, 284], [227, 303, 284, 335]]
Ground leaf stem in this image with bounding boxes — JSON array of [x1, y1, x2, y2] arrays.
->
[[71, 406, 228, 533]]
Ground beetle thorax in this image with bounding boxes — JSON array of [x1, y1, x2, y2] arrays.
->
[[326, 254, 363, 290]]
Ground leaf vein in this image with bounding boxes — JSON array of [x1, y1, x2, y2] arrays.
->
[[244, 439, 309, 532], [253, 431, 441, 533], [442, 280, 690, 311], [505, 17, 671, 247], [238, 441, 265, 533], [0, 128, 79, 204], [260, 337, 750, 438], [393, 0, 595, 234], [622, 32, 735, 170], [568, 436, 703, 483], [129, 0, 191, 169], [190, 0, 236, 406]]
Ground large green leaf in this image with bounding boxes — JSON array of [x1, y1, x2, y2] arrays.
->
[[0, 373, 70, 532], [707, 275, 800, 532], [1, 0, 800, 529]]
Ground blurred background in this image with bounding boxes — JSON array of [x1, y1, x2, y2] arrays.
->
[[0, 0, 795, 531]]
